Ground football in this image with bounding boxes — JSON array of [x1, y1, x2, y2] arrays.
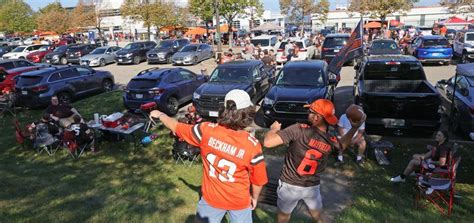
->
[[346, 104, 364, 122]]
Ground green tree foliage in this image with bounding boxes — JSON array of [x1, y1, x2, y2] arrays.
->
[[280, 0, 329, 32], [71, 0, 97, 32], [220, 0, 263, 46], [440, 0, 474, 13], [35, 2, 71, 34], [348, 0, 419, 22], [189, 0, 214, 35], [0, 0, 35, 34]]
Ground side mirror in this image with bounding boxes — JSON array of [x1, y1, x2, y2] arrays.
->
[[197, 49, 202, 52]]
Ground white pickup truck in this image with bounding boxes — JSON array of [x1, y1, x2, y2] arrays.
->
[[453, 30, 474, 63]]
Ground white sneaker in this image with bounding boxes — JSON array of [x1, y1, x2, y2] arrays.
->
[[390, 175, 406, 183], [426, 187, 434, 195]]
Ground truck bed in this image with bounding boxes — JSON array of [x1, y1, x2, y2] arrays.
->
[[363, 80, 436, 94]]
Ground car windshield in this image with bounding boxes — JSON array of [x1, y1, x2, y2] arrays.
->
[[209, 67, 252, 83], [91, 48, 107, 54], [67, 47, 82, 52], [364, 62, 426, 80], [181, 45, 198, 52], [371, 41, 398, 50], [423, 39, 449, 47], [128, 79, 160, 89], [54, 45, 68, 52], [123, 43, 141, 49], [17, 76, 43, 86], [38, 46, 49, 52], [12, 46, 26, 52], [276, 67, 324, 87], [466, 33, 474, 41], [323, 37, 348, 47], [251, 39, 270, 47], [158, 40, 173, 48]]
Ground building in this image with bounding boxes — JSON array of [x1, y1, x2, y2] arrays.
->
[[312, 6, 474, 31], [218, 10, 286, 32]]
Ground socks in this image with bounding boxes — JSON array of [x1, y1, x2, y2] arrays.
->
[[338, 155, 343, 162]]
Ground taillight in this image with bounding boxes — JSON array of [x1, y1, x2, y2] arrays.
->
[[148, 88, 165, 95], [299, 49, 307, 52], [322, 48, 330, 52], [31, 85, 48, 93], [75, 51, 81, 56], [277, 49, 284, 52], [385, 61, 400, 65]]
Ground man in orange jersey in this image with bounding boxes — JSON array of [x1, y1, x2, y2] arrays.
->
[[150, 89, 268, 223], [264, 99, 365, 223]]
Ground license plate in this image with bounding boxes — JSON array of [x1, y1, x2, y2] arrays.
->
[[46, 60, 50, 63], [21, 90, 27, 95], [385, 119, 405, 127], [334, 49, 340, 53], [135, 94, 143, 99], [81, 62, 88, 65], [209, 111, 218, 117], [175, 60, 182, 63], [431, 53, 440, 56], [118, 59, 123, 62]]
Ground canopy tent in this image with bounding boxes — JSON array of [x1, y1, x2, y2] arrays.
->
[[185, 27, 207, 36], [440, 16, 469, 25], [364, 21, 382, 29], [212, 24, 237, 33], [470, 19, 474, 24], [251, 22, 283, 31], [390, 20, 403, 27]]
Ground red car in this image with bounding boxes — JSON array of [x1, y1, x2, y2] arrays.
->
[[26, 45, 55, 63], [0, 66, 46, 93]]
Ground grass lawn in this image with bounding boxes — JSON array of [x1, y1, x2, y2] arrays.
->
[[1, 91, 473, 222]]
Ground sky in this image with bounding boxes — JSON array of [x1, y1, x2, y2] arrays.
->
[[26, 0, 442, 12]]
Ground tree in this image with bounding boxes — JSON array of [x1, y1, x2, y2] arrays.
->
[[121, 0, 157, 40], [189, 0, 214, 36], [220, 0, 264, 47], [348, 0, 419, 22], [280, 0, 329, 33], [70, 0, 97, 33], [440, 0, 474, 13], [0, 0, 35, 34], [35, 2, 71, 34]]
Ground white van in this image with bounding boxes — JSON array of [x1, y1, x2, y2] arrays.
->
[[250, 35, 278, 52]]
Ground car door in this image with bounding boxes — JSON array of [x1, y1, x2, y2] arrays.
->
[[177, 70, 197, 102], [165, 72, 186, 103], [75, 67, 98, 92], [104, 48, 114, 63], [57, 68, 84, 95], [251, 66, 265, 102]]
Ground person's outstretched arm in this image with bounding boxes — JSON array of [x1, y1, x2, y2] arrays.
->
[[150, 110, 178, 133]]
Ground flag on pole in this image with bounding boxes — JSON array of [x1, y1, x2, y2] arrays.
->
[[328, 18, 364, 76]]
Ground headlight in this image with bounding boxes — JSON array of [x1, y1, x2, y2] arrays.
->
[[466, 47, 474, 52], [91, 57, 99, 61], [184, 56, 191, 60], [52, 55, 59, 59], [263, 97, 275, 105], [193, 92, 201, 99], [126, 53, 133, 57]]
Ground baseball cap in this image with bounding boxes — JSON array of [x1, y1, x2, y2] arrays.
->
[[304, 99, 338, 125], [225, 89, 253, 110]]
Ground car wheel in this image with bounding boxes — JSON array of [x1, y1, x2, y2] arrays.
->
[[60, 57, 68, 65], [57, 92, 72, 104], [193, 56, 198, 65], [443, 61, 450, 66], [19, 56, 25, 59], [166, 55, 172, 64], [166, 97, 179, 116], [99, 58, 106, 67], [102, 79, 113, 92], [462, 53, 469, 64], [133, 56, 140, 65]]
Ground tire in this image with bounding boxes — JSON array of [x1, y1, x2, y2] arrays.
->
[[19, 56, 25, 59], [462, 53, 469, 64], [57, 92, 72, 104], [166, 55, 172, 64], [443, 61, 450, 66], [102, 79, 113, 92], [133, 56, 140, 65], [193, 56, 198, 65], [166, 97, 179, 116], [60, 57, 68, 65], [99, 58, 106, 67]]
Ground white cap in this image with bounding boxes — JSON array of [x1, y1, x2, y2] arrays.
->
[[224, 89, 253, 110]]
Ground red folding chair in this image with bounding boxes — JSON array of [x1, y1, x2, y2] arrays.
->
[[14, 119, 31, 149], [60, 129, 93, 159]]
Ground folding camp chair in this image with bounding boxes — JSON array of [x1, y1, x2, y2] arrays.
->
[[33, 123, 59, 156], [0, 92, 15, 117], [172, 138, 200, 166], [60, 129, 94, 159], [14, 119, 31, 149], [140, 102, 159, 133], [416, 155, 461, 216]]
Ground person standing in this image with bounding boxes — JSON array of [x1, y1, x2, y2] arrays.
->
[[263, 99, 365, 223], [150, 90, 268, 223], [306, 42, 317, 60], [336, 113, 366, 165]]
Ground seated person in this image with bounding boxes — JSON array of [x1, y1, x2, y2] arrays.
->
[[45, 96, 82, 128], [69, 115, 96, 152], [391, 130, 450, 183], [28, 113, 61, 147], [337, 113, 366, 165]]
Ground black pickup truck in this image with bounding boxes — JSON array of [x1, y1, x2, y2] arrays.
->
[[353, 55, 441, 134]]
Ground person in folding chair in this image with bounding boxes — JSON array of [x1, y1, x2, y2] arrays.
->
[[28, 113, 61, 155], [69, 115, 96, 153], [150, 90, 268, 223], [391, 130, 451, 183], [45, 96, 83, 128]]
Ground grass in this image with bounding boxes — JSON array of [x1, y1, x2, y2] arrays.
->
[[0, 90, 473, 222]]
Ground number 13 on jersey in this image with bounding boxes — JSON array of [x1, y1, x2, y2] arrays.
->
[[206, 153, 237, 182]]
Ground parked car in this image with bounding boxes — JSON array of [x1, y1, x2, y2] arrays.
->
[[446, 28, 457, 44], [2, 44, 44, 60], [260, 60, 337, 127], [193, 60, 272, 118], [353, 55, 441, 135], [417, 26, 433, 36], [44, 44, 76, 65], [66, 44, 96, 64], [0, 37, 9, 46], [452, 29, 474, 63], [436, 63, 474, 140], [406, 35, 452, 65], [23, 37, 39, 45], [146, 39, 190, 64], [7, 37, 23, 46], [15, 65, 114, 107], [0, 59, 36, 70], [275, 38, 310, 67], [250, 35, 278, 52], [0, 45, 19, 57], [172, 44, 213, 65], [80, 46, 121, 67], [321, 33, 350, 64], [26, 45, 55, 63], [115, 41, 156, 65], [0, 65, 47, 92], [123, 67, 208, 115], [367, 39, 401, 56]]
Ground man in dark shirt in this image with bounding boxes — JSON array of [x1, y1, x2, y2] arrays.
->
[[261, 50, 274, 66], [70, 115, 95, 152], [45, 96, 82, 128], [264, 99, 365, 223]]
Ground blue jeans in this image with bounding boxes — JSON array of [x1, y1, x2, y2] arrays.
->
[[195, 197, 252, 223]]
